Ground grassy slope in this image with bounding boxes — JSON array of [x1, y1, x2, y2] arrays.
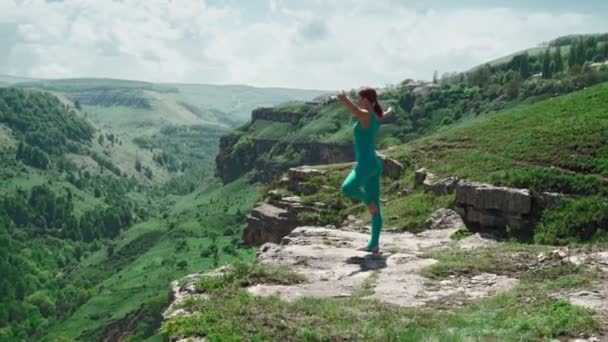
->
[[46, 177, 263, 341], [397, 82, 608, 193]]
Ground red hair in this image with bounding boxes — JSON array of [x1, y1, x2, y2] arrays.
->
[[358, 87, 383, 119]]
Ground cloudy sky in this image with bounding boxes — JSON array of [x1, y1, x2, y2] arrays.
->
[[2, 0, 608, 89]]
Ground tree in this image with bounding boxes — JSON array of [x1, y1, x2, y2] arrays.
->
[[98, 135, 105, 145], [519, 53, 530, 78], [576, 38, 586, 65], [433, 70, 438, 84], [586, 36, 598, 61], [458, 73, 465, 84], [398, 92, 416, 113], [74, 100, 82, 110], [542, 48, 553, 79], [135, 159, 142, 172], [553, 46, 564, 74], [568, 40, 578, 68], [107, 244, 115, 257], [603, 43, 608, 60], [468, 64, 491, 87], [177, 260, 188, 270]]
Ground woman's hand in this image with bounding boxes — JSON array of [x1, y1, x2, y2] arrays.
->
[[381, 107, 393, 121]]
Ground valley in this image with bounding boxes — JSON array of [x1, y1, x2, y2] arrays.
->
[[1, 32, 608, 341]]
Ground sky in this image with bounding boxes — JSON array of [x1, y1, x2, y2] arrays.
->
[[1, 0, 608, 89]]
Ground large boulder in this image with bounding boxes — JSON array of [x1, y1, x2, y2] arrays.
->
[[242, 203, 299, 246], [378, 154, 404, 180], [414, 168, 429, 187], [455, 181, 534, 230], [242, 193, 320, 246], [288, 166, 324, 182], [414, 168, 459, 194], [284, 166, 324, 195]]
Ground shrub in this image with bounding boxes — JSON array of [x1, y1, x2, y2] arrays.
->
[[535, 196, 608, 245]]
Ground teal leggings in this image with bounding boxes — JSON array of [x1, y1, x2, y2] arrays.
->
[[340, 166, 383, 249]]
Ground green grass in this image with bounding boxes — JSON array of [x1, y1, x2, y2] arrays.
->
[[536, 196, 608, 245], [246, 119, 295, 140], [403, 82, 608, 194], [162, 257, 600, 341], [378, 191, 454, 231], [195, 262, 306, 293], [421, 244, 551, 280]]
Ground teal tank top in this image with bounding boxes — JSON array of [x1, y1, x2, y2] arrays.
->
[[353, 111, 381, 171]]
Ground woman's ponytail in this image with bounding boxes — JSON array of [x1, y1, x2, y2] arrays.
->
[[358, 87, 383, 119]]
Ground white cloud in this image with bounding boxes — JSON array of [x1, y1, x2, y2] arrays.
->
[[0, 0, 607, 89]]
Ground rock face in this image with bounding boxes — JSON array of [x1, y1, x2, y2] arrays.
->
[[414, 168, 459, 194], [455, 180, 565, 231], [242, 167, 329, 247], [251, 107, 305, 124], [421, 208, 466, 231], [215, 135, 354, 184], [455, 181, 534, 230], [241, 202, 302, 247], [414, 168, 565, 231], [377, 154, 404, 180]]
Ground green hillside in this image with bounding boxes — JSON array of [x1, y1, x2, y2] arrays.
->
[[218, 34, 608, 183], [0, 88, 260, 341], [403, 82, 608, 191], [392, 82, 608, 244], [47, 177, 262, 342]]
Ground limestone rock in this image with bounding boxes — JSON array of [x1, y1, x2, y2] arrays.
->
[[250, 226, 514, 307], [288, 166, 324, 182], [420, 209, 466, 234], [413, 168, 458, 194], [455, 181, 534, 230], [241, 203, 299, 246], [456, 181, 532, 215], [424, 177, 460, 195], [377, 154, 404, 180], [414, 168, 429, 187]]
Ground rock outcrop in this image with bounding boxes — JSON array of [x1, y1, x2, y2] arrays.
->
[[414, 168, 459, 194], [455, 180, 564, 231], [242, 167, 328, 247], [378, 154, 404, 180], [455, 181, 534, 230], [414, 168, 565, 231], [241, 202, 302, 247], [250, 225, 516, 307], [215, 135, 354, 183], [251, 107, 305, 124]]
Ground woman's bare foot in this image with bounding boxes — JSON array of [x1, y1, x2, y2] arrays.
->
[[356, 245, 380, 254], [368, 202, 379, 216]]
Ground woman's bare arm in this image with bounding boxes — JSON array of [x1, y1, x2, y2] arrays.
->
[[380, 107, 393, 121], [336, 91, 369, 121]]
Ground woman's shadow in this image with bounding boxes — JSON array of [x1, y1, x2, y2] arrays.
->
[[345, 253, 388, 275]]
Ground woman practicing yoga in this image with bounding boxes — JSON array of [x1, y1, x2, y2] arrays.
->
[[337, 87, 391, 254]]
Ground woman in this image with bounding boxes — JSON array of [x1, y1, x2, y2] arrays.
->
[[337, 87, 391, 254]]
